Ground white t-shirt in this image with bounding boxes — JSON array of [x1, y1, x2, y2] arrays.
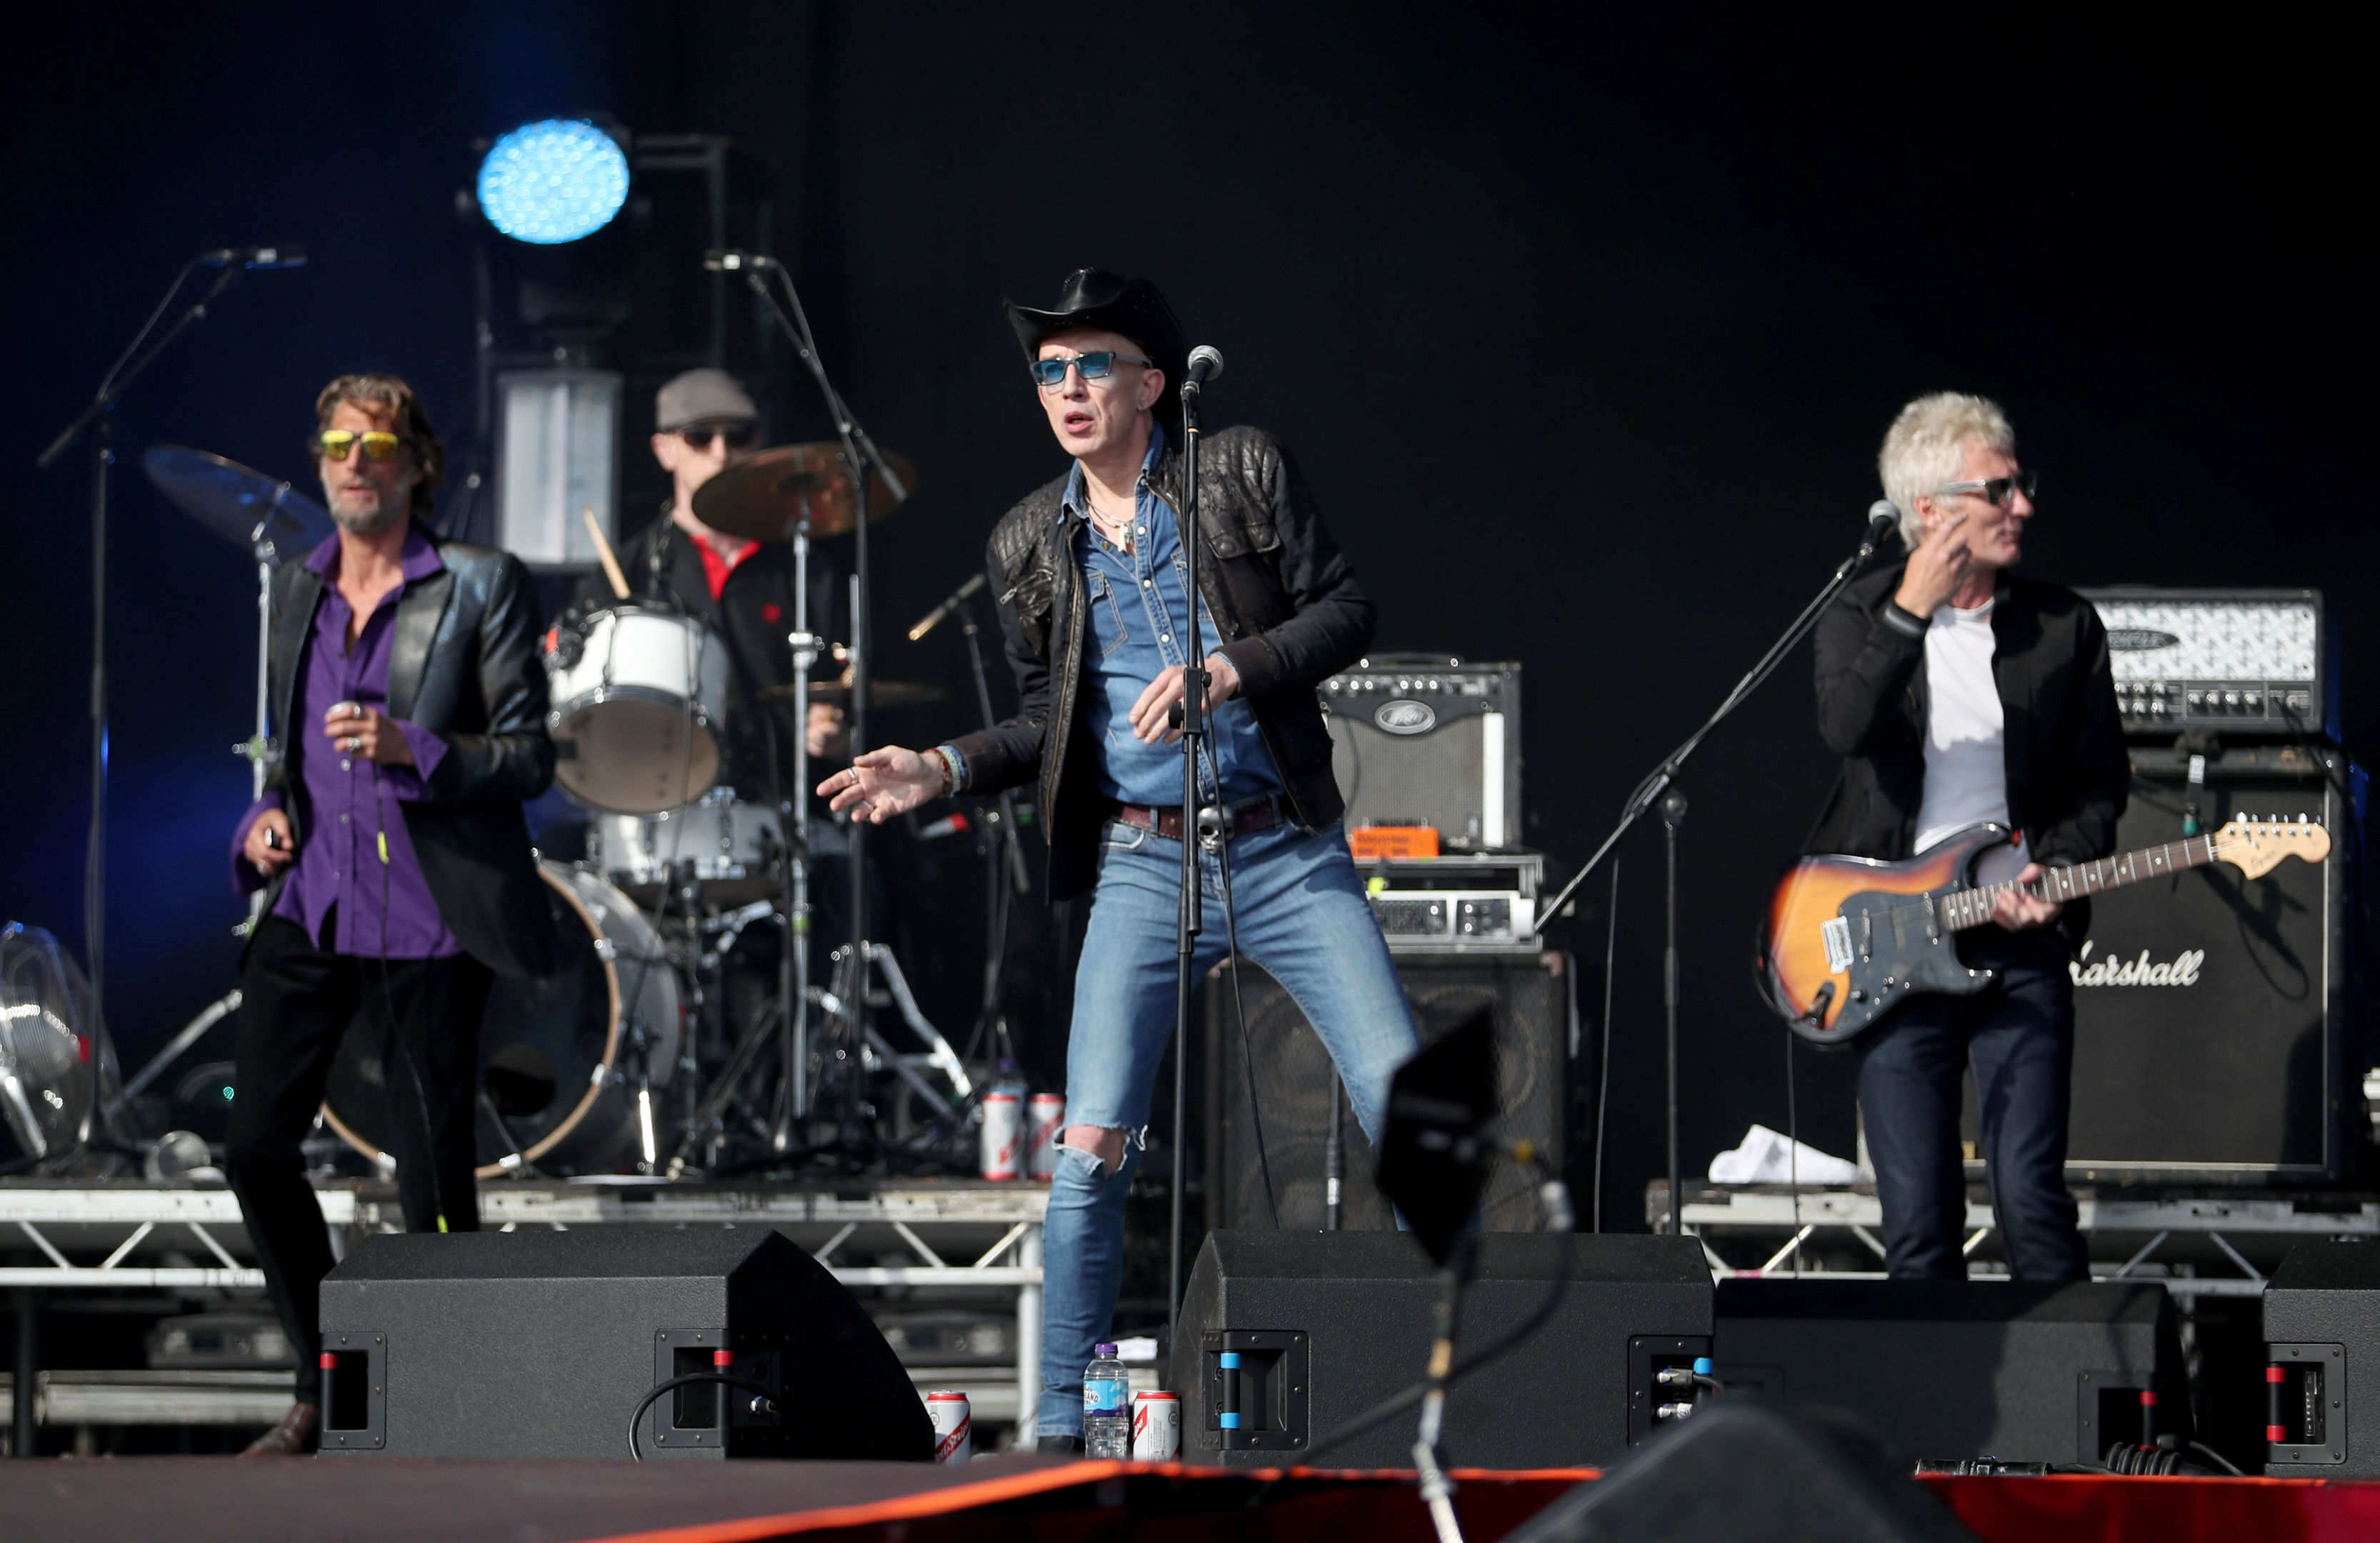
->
[[1911, 599, 2029, 885]]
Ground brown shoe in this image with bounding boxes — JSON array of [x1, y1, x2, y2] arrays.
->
[[241, 1400, 320, 1457]]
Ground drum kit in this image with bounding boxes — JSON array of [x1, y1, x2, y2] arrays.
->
[[128, 437, 1013, 1184]]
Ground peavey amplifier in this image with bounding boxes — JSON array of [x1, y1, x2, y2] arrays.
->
[[1964, 743, 2356, 1184], [1322, 655, 1521, 851], [2081, 587, 2332, 741]]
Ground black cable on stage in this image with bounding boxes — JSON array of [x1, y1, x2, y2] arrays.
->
[[626, 1372, 781, 1460]]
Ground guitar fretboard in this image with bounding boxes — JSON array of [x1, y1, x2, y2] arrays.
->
[[1936, 837, 2219, 932]]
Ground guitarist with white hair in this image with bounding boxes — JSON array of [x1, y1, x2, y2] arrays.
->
[[1806, 391, 2126, 1282]]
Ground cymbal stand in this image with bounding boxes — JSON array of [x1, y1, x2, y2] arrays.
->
[[774, 510, 821, 1147]]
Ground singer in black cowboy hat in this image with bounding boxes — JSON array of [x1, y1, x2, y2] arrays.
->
[[823, 268, 1422, 1448]]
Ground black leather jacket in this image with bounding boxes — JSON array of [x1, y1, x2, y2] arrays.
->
[[254, 535, 558, 975], [1806, 559, 2128, 938], [949, 426, 1372, 899]]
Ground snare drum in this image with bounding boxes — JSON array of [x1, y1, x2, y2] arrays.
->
[[545, 606, 732, 814], [591, 788, 784, 908]]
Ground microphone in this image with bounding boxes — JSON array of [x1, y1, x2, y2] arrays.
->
[[908, 571, 987, 641], [200, 246, 308, 269], [1858, 499, 1901, 559], [1184, 345, 1224, 388], [704, 249, 781, 272]]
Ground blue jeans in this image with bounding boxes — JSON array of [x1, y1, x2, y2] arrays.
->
[[1854, 927, 2088, 1282], [1036, 817, 1421, 1437]]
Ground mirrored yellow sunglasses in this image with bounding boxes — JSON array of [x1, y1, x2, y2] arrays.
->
[[314, 429, 410, 462]]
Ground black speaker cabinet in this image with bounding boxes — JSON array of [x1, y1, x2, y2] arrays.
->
[[2062, 744, 2353, 1183], [1714, 1279, 2187, 1464], [2262, 1239, 2380, 1474], [1205, 952, 1576, 1234], [1323, 656, 1522, 850], [1177, 1231, 1711, 1469], [316, 1228, 931, 1460]]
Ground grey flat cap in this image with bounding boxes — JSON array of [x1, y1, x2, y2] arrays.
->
[[655, 368, 758, 431]]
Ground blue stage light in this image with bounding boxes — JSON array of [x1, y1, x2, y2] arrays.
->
[[476, 119, 629, 245]]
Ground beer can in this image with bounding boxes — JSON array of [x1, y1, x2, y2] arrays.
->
[[979, 1092, 1021, 1180], [1026, 1093, 1066, 1180], [926, 1390, 972, 1464], [1131, 1389, 1181, 1461]]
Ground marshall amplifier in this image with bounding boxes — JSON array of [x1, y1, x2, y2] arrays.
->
[[1323, 654, 1522, 852], [1961, 743, 2356, 1183], [2081, 587, 2332, 741]]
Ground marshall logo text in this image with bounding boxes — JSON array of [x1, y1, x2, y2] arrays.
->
[[2069, 939, 2204, 988]]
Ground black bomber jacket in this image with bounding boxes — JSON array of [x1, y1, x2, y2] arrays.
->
[[947, 425, 1373, 900]]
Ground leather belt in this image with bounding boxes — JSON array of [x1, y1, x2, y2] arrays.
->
[[1111, 794, 1284, 843]]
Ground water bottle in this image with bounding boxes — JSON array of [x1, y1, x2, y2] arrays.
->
[[1083, 1342, 1131, 1458]]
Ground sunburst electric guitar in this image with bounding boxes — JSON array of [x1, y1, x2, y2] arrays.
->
[[1761, 816, 2331, 1045]]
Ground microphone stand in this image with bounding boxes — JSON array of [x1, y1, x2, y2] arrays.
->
[[729, 257, 910, 1151], [36, 255, 249, 1057], [1531, 516, 1895, 1236], [1167, 379, 1211, 1337]]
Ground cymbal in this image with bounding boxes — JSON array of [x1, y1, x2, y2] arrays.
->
[[760, 677, 948, 709], [141, 445, 333, 553], [690, 442, 916, 541]]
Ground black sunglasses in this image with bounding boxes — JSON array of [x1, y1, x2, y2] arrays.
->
[[679, 423, 757, 451], [1029, 351, 1153, 390], [1931, 469, 2039, 507]]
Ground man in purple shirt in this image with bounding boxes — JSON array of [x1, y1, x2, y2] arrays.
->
[[227, 374, 556, 1454]]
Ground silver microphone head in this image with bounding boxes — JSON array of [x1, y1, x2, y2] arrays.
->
[[1186, 344, 1225, 384], [1869, 499, 1901, 526]]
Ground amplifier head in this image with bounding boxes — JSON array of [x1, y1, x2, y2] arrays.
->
[[2080, 588, 2331, 741]]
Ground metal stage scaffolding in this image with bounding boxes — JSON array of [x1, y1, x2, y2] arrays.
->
[[1, 1177, 1046, 1447], [1653, 1181, 2380, 1296]]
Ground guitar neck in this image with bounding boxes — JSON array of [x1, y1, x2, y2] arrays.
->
[[1939, 834, 2221, 932]]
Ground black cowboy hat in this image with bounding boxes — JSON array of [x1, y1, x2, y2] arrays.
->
[[1004, 268, 1187, 431]]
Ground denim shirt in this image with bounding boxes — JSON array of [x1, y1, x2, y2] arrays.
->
[[1066, 426, 1283, 807]]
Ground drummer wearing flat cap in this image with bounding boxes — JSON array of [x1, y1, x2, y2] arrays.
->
[[225, 371, 556, 1454], [576, 367, 849, 779]]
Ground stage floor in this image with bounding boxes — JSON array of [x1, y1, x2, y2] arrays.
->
[[14, 1454, 2380, 1543]]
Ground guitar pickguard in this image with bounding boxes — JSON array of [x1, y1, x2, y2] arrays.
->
[[1808, 887, 1996, 1041]]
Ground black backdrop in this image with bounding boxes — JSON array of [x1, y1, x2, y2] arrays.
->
[[1, 5, 2368, 1227]]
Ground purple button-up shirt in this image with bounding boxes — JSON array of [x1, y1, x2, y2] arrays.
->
[[232, 529, 457, 958]]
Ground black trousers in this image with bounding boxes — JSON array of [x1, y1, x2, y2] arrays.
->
[[226, 915, 491, 1402]]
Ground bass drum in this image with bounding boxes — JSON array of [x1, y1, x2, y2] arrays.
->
[[545, 605, 733, 814], [322, 862, 679, 1178]]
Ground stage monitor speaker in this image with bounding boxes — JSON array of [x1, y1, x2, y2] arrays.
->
[[1205, 952, 1576, 1234], [1714, 1279, 2187, 1465], [1176, 1230, 1711, 1469], [1504, 1402, 1975, 1543], [1960, 744, 2355, 1184], [2262, 1239, 2379, 1474], [1323, 655, 1522, 850], [316, 1228, 931, 1460]]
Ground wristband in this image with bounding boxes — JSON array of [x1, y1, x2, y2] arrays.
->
[[931, 745, 966, 797]]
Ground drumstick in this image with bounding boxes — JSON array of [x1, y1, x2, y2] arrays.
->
[[582, 506, 631, 599]]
